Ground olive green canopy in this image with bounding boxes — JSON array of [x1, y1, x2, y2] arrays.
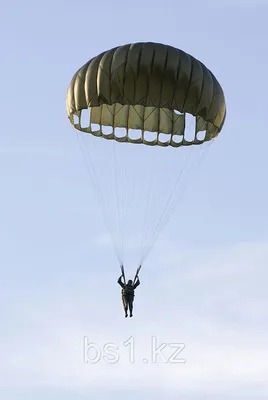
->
[[66, 42, 226, 147]]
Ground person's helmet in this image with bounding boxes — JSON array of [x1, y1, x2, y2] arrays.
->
[[127, 280, 133, 285]]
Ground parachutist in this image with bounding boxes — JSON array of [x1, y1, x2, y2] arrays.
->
[[118, 275, 140, 317]]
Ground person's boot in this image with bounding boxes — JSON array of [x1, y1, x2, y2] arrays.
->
[[130, 310, 133, 317], [125, 308, 128, 317]]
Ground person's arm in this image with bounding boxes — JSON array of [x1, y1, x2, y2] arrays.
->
[[133, 278, 140, 289], [117, 275, 125, 288]]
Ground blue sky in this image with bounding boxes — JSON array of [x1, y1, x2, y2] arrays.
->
[[1, 0, 268, 399]]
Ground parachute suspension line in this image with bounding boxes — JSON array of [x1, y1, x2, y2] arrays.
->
[[112, 140, 135, 266], [143, 159, 198, 263], [140, 147, 194, 265], [141, 147, 162, 264], [121, 264, 126, 284], [142, 144, 188, 261], [122, 142, 133, 264], [121, 145, 128, 265], [121, 144, 127, 264], [155, 140, 214, 240], [168, 139, 215, 211], [120, 149, 124, 262], [139, 145, 156, 264], [134, 265, 142, 284], [141, 140, 215, 264], [77, 133, 122, 265], [113, 141, 124, 263]]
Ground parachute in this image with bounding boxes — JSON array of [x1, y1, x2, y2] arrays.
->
[[66, 42, 226, 269]]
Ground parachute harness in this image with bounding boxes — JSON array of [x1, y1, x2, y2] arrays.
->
[[121, 265, 141, 286]]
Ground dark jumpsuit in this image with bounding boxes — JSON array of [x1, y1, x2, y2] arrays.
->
[[117, 276, 140, 315]]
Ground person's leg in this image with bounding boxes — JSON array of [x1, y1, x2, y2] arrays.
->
[[122, 296, 128, 317], [129, 296, 134, 317]]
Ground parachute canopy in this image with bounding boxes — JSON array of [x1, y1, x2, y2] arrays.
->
[[66, 42, 226, 147], [66, 43, 226, 267]]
